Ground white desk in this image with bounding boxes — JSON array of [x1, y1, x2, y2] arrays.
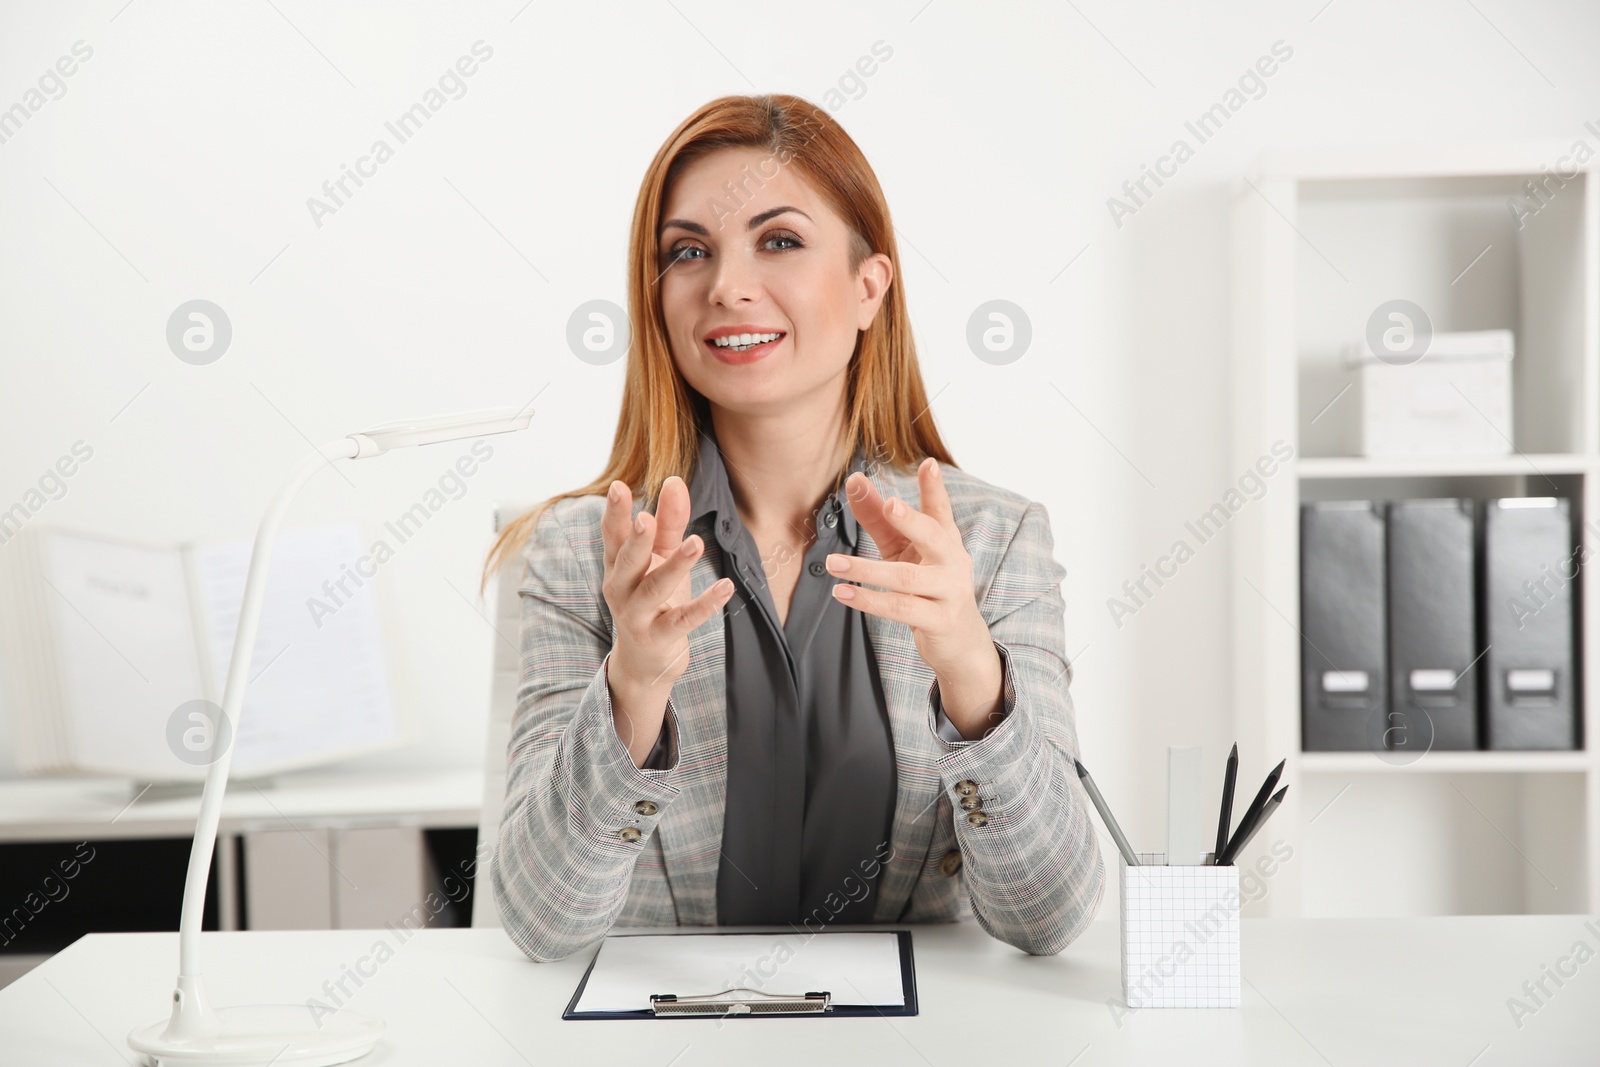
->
[[2, 915, 1594, 1065]]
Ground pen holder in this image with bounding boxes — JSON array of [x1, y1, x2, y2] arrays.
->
[[1119, 852, 1240, 1008]]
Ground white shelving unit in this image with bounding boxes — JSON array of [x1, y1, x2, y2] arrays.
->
[[1230, 141, 1600, 919]]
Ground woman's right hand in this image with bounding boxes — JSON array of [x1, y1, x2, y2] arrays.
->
[[601, 476, 734, 757]]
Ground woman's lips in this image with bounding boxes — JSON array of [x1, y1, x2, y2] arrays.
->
[[706, 334, 785, 365]]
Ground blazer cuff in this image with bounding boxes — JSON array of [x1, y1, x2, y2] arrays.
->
[[927, 640, 1052, 840], [574, 651, 681, 850], [926, 639, 1016, 750], [640, 714, 676, 771]]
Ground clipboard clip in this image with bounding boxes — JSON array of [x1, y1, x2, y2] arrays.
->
[[649, 987, 832, 1015]]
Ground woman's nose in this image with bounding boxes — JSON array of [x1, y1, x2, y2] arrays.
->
[[707, 251, 761, 305]]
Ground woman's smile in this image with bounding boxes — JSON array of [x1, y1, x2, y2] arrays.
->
[[705, 326, 787, 365]]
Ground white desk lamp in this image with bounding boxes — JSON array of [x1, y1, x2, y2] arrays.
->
[[129, 408, 534, 1066]]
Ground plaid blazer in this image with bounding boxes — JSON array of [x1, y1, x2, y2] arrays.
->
[[491, 458, 1105, 963]]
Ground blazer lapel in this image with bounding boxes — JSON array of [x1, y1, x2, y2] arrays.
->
[[651, 515, 732, 927], [648, 466, 942, 926]]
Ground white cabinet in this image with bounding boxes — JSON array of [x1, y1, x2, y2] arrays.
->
[[242, 826, 432, 931]]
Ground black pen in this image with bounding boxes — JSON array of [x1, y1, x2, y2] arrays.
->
[[1219, 759, 1285, 865], [1075, 759, 1139, 866], [1219, 785, 1287, 866], [1214, 743, 1238, 865]]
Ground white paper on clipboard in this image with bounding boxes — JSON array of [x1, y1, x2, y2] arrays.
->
[[571, 930, 906, 1012]]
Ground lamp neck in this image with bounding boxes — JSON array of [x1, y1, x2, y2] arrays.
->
[[174, 438, 359, 984]]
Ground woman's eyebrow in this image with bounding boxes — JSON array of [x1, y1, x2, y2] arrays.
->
[[659, 205, 813, 238]]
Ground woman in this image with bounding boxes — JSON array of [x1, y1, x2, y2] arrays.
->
[[483, 93, 1103, 963]]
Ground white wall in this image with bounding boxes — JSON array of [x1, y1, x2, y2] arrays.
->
[[2, 0, 1598, 866]]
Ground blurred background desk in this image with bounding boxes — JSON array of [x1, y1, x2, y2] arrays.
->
[[0, 768, 482, 988]]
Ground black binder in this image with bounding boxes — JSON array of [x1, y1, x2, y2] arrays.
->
[[1386, 500, 1480, 751], [1480, 498, 1580, 750], [1301, 502, 1387, 751]]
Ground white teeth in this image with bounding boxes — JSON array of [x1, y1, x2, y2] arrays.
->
[[712, 331, 781, 350]]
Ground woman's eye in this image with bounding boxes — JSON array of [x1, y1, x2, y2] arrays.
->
[[661, 233, 801, 263]]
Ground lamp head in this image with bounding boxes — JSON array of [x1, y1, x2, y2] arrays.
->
[[347, 407, 533, 458]]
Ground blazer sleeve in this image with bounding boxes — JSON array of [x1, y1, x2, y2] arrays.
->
[[926, 500, 1106, 955], [490, 502, 687, 963]]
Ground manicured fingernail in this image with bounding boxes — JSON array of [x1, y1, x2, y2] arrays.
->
[[634, 513, 645, 533], [889, 498, 904, 516], [609, 482, 622, 502], [716, 578, 733, 594], [827, 554, 849, 573], [833, 584, 856, 600]]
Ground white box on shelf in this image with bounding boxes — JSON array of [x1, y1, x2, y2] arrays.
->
[[1341, 328, 1514, 458], [1120, 852, 1240, 1008]]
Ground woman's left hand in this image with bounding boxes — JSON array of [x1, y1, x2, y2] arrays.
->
[[827, 457, 991, 678]]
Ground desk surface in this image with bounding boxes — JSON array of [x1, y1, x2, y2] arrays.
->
[[0, 767, 483, 842], [2, 915, 1595, 1065]]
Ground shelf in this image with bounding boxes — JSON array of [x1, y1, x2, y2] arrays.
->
[[1234, 143, 1600, 917], [1298, 751, 1592, 774], [1297, 454, 1592, 480], [1255, 140, 1588, 184]]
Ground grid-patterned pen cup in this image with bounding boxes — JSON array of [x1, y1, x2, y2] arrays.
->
[[1120, 852, 1240, 1008]]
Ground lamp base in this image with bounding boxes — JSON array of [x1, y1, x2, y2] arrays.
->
[[128, 1004, 383, 1066]]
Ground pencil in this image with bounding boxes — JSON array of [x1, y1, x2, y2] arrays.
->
[[1219, 785, 1287, 865], [1075, 759, 1139, 866], [1214, 742, 1238, 865], [1219, 759, 1286, 865]]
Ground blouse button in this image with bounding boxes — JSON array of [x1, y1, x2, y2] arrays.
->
[[808, 561, 825, 577], [955, 780, 979, 797], [634, 800, 658, 816], [824, 510, 838, 528], [618, 827, 642, 843], [938, 849, 963, 877], [966, 811, 989, 828], [959, 795, 983, 811]]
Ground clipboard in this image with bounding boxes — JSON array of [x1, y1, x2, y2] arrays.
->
[[562, 929, 918, 1019]]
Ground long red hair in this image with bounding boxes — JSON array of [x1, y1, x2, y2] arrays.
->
[[481, 93, 955, 587]]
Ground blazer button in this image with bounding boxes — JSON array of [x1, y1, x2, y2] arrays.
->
[[966, 811, 989, 828], [959, 794, 983, 811], [618, 827, 642, 843], [955, 780, 978, 797], [938, 849, 963, 877], [634, 800, 658, 816]]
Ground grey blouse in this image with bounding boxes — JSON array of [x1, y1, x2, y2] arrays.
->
[[640, 432, 975, 926]]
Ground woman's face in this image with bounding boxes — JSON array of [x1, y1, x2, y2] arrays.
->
[[656, 146, 892, 417]]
